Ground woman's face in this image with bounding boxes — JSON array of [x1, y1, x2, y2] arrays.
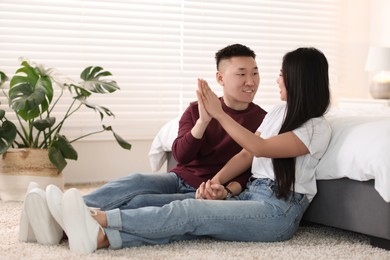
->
[[277, 70, 287, 101]]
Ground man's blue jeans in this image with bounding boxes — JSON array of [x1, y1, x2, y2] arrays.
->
[[83, 172, 196, 210], [102, 178, 310, 248]]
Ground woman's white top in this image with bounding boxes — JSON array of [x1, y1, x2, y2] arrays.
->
[[251, 103, 331, 202]]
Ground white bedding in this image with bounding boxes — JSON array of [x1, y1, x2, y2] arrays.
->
[[148, 117, 179, 172], [316, 112, 390, 202], [149, 110, 390, 202]]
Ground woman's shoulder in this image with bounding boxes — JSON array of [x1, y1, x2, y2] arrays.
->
[[300, 116, 332, 141], [308, 116, 331, 130], [266, 103, 287, 117]]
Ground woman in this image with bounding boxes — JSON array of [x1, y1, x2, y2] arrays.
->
[[42, 47, 332, 254]]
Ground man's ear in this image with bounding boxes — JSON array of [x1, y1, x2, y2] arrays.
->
[[216, 71, 224, 85]]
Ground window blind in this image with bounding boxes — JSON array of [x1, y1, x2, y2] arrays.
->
[[0, 0, 341, 140]]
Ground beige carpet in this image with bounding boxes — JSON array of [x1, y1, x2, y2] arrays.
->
[[1, 184, 390, 260]]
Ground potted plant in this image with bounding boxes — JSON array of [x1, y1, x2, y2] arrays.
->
[[0, 59, 131, 200]]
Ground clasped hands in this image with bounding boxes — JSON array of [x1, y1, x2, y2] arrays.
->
[[195, 180, 228, 200]]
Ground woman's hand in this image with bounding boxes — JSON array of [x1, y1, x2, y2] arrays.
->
[[195, 180, 227, 200], [197, 79, 225, 120]]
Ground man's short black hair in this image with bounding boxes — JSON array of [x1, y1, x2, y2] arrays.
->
[[215, 44, 256, 70]]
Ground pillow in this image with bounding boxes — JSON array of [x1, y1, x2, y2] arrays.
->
[[316, 116, 390, 202], [148, 117, 179, 172]]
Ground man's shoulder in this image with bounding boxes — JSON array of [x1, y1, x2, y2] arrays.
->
[[249, 103, 268, 116]]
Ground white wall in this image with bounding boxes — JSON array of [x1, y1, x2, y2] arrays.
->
[[63, 139, 164, 184], [369, 0, 390, 46], [336, 0, 389, 101], [64, 1, 387, 184], [335, 0, 369, 99]]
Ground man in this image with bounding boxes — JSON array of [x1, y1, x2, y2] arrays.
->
[[82, 43, 267, 209]]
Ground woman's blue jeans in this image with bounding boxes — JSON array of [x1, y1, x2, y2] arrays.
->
[[83, 172, 196, 210], [103, 178, 310, 249]]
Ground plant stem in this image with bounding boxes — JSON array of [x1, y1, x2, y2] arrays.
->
[[15, 115, 30, 147], [70, 128, 106, 143], [51, 98, 80, 137]]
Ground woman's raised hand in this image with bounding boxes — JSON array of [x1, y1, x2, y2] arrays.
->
[[197, 79, 225, 119]]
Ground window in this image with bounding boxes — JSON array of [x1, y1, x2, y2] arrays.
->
[[0, 0, 341, 140]]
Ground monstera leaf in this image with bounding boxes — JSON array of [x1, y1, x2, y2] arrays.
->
[[8, 61, 53, 121], [80, 66, 119, 93]]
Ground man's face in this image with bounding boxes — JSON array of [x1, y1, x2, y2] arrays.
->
[[216, 56, 259, 110]]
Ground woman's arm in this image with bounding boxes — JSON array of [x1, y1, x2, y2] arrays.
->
[[198, 80, 308, 158], [211, 148, 253, 185], [196, 148, 253, 200]]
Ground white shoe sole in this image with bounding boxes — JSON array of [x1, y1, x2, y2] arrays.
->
[[62, 188, 99, 254], [25, 188, 63, 245], [19, 181, 39, 242]]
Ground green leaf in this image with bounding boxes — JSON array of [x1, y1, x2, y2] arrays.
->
[[0, 71, 8, 87], [82, 101, 115, 121], [52, 135, 78, 160], [68, 84, 92, 98], [113, 131, 132, 150], [32, 117, 56, 131], [103, 125, 132, 150], [0, 120, 17, 154], [49, 135, 78, 172], [48, 145, 67, 173], [8, 61, 54, 121], [80, 66, 119, 94], [0, 110, 5, 120]]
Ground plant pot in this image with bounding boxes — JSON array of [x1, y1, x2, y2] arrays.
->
[[0, 148, 64, 201]]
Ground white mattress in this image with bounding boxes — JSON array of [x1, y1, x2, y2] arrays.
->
[[316, 108, 390, 202]]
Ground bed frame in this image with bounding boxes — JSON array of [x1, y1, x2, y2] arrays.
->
[[302, 178, 390, 250], [166, 153, 390, 250]]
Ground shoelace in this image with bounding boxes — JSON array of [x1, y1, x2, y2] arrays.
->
[[89, 208, 106, 235]]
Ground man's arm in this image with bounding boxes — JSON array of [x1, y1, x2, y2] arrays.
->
[[172, 79, 213, 163]]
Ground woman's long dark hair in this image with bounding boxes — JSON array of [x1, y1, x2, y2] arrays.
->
[[273, 47, 330, 200]]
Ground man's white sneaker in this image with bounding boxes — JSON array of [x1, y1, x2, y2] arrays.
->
[[62, 188, 103, 254], [19, 181, 39, 242], [24, 188, 64, 245], [46, 184, 66, 233]]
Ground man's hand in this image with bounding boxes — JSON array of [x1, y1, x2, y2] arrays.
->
[[196, 78, 212, 124], [191, 79, 212, 139]]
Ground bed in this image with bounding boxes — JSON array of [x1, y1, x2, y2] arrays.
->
[[303, 113, 390, 250], [149, 109, 390, 250]]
